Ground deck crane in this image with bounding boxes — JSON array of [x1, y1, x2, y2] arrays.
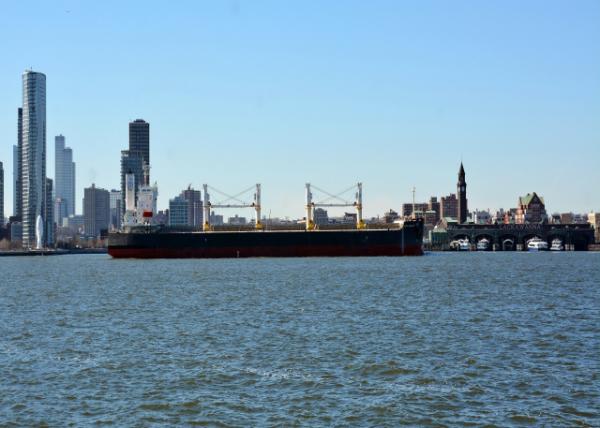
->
[[203, 184, 262, 231], [305, 182, 365, 230]]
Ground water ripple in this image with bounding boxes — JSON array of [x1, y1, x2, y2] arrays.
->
[[1, 253, 599, 426]]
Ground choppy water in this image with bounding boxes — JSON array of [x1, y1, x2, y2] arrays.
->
[[1, 253, 599, 426]]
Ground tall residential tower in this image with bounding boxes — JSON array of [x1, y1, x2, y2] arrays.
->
[[120, 119, 150, 214], [54, 135, 76, 223], [21, 70, 47, 247], [13, 108, 23, 218], [129, 119, 150, 167]]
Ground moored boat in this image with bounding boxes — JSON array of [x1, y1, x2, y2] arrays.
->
[[476, 238, 490, 251], [527, 237, 548, 251], [550, 238, 564, 251]]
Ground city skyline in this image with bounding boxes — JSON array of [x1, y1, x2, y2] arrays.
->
[[1, 1, 599, 218]]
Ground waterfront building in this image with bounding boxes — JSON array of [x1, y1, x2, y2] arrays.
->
[[314, 208, 329, 226], [21, 70, 48, 247], [572, 213, 588, 224], [423, 210, 438, 226], [54, 135, 76, 223], [109, 190, 122, 230], [210, 212, 224, 226], [383, 209, 399, 224], [457, 163, 468, 224], [64, 214, 85, 233], [515, 192, 546, 224], [154, 210, 168, 225], [228, 215, 247, 226], [0, 161, 3, 225], [181, 186, 203, 228], [560, 212, 573, 224], [83, 184, 110, 238], [505, 208, 518, 224], [10, 222, 22, 244], [588, 212, 600, 243], [428, 197, 441, 224], [472, 210, 492, 225], [402, 202, 428, 218], [343, 212, 357, 224], [54, 198, 67, 227], [440, 193, 458, 220], [168, 196, 188, 226], [120, 119, 150, 212], [228, 215, 247, 225], [549, 213, 561, 224]]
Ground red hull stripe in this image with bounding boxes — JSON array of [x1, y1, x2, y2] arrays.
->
[[108, 244, 423, 258]]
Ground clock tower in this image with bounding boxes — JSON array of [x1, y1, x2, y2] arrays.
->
[[457, 162, 467, 224]]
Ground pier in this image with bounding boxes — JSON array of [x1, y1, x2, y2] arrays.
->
[[445, 223, 595, 251]]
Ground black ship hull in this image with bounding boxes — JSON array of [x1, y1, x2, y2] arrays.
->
[[108, 221, 424, 258]]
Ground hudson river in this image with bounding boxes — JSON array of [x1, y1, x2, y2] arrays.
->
[[1, 253, 598, 426]]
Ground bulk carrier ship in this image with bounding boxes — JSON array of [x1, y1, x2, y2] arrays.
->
[[108, 180, 424, 258]]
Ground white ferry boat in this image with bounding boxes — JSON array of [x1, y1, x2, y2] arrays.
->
[[458, 238, 470, 251], [476, 238, 490, 251], [527, 237, 548, 251], [550, 238, 564, 251]]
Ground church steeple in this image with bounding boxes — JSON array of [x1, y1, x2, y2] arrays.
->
[[457, 162, 467, 224]]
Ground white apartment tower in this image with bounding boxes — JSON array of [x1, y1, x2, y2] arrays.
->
[[55, 134, 76, 222]]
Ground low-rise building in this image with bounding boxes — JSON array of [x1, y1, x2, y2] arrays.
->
[[313, 208, 329, 226], [588, 212, 600, 243], [228, 215, 247, 225], [168, 196, 188, 226], [210, 212, 224, 226], [440, 193, 458, 220], [383, 209, 399, 224], [472, 210, 492, 225], [428, 197, 441, 224], [83, 184, 110, 238], [402, 202, 428, 218], [560, 212, 574, 224]]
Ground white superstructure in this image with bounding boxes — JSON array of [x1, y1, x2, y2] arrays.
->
[[123, 172, 137, 226], [137, 183, 158, 224], [476, 238, 490, 251], [550, 238, 564, 251]]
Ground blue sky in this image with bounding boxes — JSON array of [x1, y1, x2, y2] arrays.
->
[[1, 0, 599, 218]]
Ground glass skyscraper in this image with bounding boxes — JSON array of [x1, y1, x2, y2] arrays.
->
[[120, 119, 150, 213], [21, 70, 47, 248]]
